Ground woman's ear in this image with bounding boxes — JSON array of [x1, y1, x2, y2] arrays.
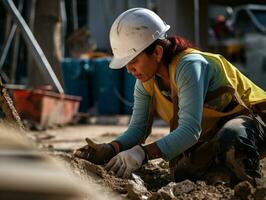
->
[[153, 45, 163, 62]]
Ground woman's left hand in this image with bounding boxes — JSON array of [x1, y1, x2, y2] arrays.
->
[[105, 145, 145, 178]]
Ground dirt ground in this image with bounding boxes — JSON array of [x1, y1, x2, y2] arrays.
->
[[27, 118, 266, 200]]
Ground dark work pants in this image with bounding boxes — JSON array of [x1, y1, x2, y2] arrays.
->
[[172, 113, 266, 185], [214, 114, 266, 183]]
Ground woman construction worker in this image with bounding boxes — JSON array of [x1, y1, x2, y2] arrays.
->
[[74, 8, 266, 185]]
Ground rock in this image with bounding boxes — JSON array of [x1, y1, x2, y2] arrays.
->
[[159, 190, 174, 200], [155, 182, 176, 199], [127, 173, 151, 200], [148, 192, 161, 200], [172, 180, 196, 196], [152, 180, 196, 199]]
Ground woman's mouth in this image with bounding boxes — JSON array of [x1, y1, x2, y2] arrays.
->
[[134, 74, 142, 79]]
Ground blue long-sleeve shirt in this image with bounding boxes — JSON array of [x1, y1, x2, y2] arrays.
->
[[115, 53, 230, 160]]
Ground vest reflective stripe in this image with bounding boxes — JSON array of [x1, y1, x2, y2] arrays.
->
[[143, 49, 266, 140]]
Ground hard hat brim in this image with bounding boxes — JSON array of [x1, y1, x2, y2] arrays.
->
[[109, 52, 139, 69]]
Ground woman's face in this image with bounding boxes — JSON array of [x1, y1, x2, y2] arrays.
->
[[126, 46, 163, 82]]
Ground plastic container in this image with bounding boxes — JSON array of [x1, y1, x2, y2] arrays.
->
[[61, 58, 93, 112], [123, 69, 135, 114], [92, 57, 122, 115]]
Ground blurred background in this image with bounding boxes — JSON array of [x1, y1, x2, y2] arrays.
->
[[0, 0, 266, 120], [0, 1, 266, 199]]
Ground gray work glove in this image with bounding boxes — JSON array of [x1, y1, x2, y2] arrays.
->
[[105, 145, 146, 178], [73, 138, 116, 165]]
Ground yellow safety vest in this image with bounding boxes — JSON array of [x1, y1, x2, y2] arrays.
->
[[143, 49, 266, 141]]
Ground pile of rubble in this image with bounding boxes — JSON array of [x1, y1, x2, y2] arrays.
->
[[55, 152, 266, 200]]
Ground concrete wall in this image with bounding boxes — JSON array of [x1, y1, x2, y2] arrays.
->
[[87, 0, 127, 52], [157, 0, 208, 49], [87, 0, 209, 51]]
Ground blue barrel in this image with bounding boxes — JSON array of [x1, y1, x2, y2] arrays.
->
[[123, 69, 136, 114], [92, 57, 122, 115], [61, 58, 92, 113]]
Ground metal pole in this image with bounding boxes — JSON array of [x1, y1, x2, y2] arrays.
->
[[71, 0, 78, 31], [0, 24, 17, 70], [26, 0, 36, 79], [1, 0, 64, 94], [60, 0, 67, 58], [0, 0, 23, 70], [27, 0, 36, 31], [10, 0, 24, 83], [10, 28, 20, 83], [194, 0, 200, 47]]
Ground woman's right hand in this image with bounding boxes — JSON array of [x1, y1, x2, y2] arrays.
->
[[73, 138, 116, 165]]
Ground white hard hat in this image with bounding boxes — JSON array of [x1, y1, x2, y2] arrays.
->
[[109, 8, 170, 69]]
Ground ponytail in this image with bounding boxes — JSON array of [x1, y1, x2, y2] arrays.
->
[[144, 35, 195, 65]]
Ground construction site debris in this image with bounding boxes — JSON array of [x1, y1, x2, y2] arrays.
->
[[26, 126, 266, 200], [0, 78, 24, 129], [53, 151, 237, 200]]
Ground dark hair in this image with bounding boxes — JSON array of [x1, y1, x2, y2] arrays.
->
[[143, 36, 195, 65]]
